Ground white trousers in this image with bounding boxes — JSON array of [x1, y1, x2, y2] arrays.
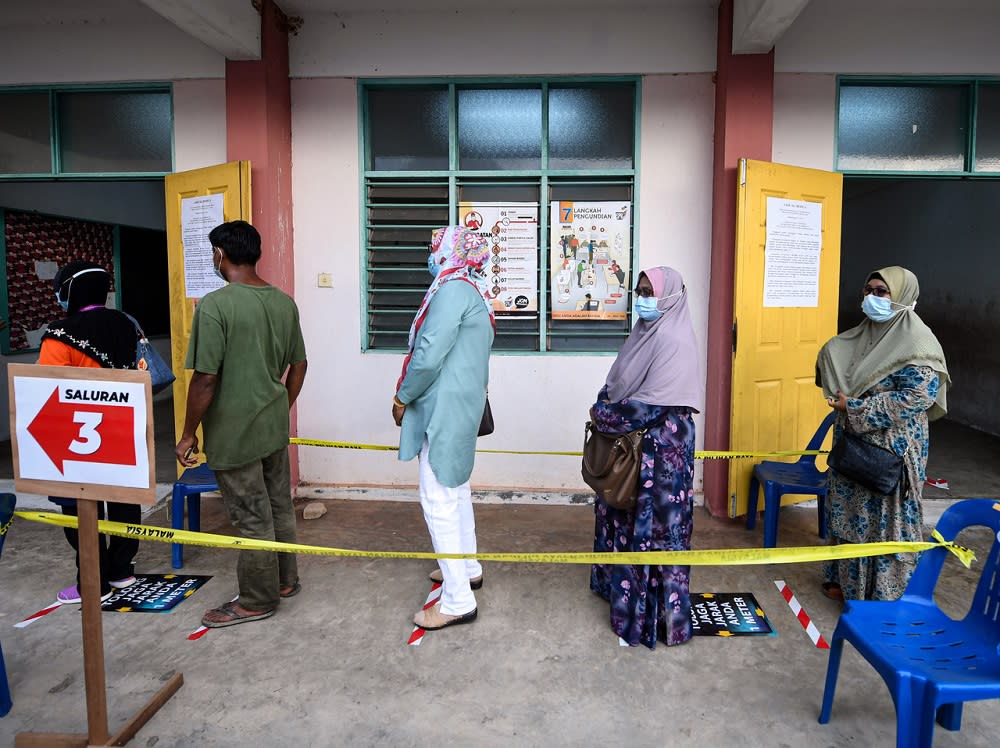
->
[[418, 439, 482, 615]]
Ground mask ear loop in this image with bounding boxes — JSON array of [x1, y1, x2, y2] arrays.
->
[[62, 267, 108, 307], [668, 285, 686, 299], [656, 284, 686, 310]]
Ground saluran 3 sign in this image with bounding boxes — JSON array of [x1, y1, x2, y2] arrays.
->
[[9, 364, 155, 504]]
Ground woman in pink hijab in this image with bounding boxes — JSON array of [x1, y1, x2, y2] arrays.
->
[[590, 266, 703, 649]]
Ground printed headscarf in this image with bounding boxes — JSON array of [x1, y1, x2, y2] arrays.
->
[[604, 266, 703, 410], [816, 265, 950, 420], [396, 226, 495, 392]]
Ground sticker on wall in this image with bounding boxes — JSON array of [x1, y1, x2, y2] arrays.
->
[[460, 202, 539, 318], [549, 200, 631, 320]]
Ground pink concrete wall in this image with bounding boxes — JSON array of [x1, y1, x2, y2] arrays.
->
[[703, 0, 774, 517]]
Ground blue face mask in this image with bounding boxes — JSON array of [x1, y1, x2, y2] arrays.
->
[[428, 254, 441, 278], [55, 293, 69, 312], [635, 297, 662, 321], [862, 293, 901, 323]]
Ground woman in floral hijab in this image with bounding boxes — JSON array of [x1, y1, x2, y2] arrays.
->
[[591, 266, 703, 649], [393, 226, 494, 631]]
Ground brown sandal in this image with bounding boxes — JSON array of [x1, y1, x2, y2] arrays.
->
[[822, 582, 844, 601], [279, 582, 301, 598], [201, 601, 275, 628]]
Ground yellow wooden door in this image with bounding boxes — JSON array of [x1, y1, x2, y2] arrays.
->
[[729, 159, 843, 518], [164, 161, 251, 469]]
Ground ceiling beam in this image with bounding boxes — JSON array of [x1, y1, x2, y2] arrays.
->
[[732, 0, 811, 54], [138, 0, 260, 60]]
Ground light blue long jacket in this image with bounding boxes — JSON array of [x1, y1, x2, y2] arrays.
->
[[397, 280, 493, 487]]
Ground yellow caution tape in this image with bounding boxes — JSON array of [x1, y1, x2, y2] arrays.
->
[[14, 511, 974, 569], [290, 438, 398, 452], [289, 437, 825, 461], [930, 529, 976, 566]]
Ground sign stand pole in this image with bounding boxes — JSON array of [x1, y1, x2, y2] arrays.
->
[[79, 500, 111, 746], [15, 501, 183, 748], [11, 365, 183, 747]]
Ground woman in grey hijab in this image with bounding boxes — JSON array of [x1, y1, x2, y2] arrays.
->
[[816, 266, 949, 601], [590, 266, 703, 649]]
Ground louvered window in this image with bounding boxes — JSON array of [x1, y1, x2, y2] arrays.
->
[[362, 80, 639, 352]]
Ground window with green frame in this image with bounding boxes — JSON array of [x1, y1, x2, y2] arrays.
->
[[361, 79, 639, 352], [0, 85, 173, 177], [837, 78, 1000, 175]]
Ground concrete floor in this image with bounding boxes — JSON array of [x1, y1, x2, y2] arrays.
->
[[2, 495, 999, 747]]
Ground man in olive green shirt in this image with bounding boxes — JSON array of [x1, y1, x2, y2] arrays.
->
[[176, 221, 307, 629]]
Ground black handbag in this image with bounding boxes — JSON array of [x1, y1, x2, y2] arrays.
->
[[478, 397, 494, 437], [827, 430, 904, 495], [581, 420, 646, 511]]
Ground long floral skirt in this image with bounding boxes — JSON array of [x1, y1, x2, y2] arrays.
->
[[590, 404, 695, 649]]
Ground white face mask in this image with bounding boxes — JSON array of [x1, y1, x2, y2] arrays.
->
[[212, 248, 227, 281]]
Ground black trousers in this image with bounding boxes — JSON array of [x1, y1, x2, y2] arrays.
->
[[60, 502, 141, 595]]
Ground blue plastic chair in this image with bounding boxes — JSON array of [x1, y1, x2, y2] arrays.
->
[[819, 498, 1000, 747], [171, 463, 217, 569], [1, 492, 16, 717], [746, 412, 836, 548]]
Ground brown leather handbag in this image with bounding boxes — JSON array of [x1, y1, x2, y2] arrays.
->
[[581, 418, 647, 511]]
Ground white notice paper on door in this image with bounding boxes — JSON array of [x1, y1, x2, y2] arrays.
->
[[762, 197, 822, 308], [181, 193, 226, 299]]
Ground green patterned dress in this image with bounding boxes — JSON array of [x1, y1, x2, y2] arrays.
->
[[824, 365, 940, 600]]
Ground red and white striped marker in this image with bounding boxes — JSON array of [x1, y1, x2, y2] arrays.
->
[[407, 582, 442, 646], [14, 601, 62, 628], [774, 580, 829, 649]]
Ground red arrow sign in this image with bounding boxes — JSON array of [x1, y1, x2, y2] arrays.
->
[[27, 388, 137, 474]]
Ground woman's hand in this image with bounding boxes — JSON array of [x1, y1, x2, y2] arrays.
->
[[826, 390, 848, 412], [392, 397, 406, 427]]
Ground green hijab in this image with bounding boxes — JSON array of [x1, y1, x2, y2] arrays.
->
[[816, 266, 950, 421]]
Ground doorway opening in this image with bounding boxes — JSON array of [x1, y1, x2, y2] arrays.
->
[[840, 177, 1000, 498], [0, 178, 176, 486]]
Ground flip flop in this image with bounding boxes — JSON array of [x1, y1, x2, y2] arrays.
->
[[201, 601, 275, 628], [279, 582, 302, 599]]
